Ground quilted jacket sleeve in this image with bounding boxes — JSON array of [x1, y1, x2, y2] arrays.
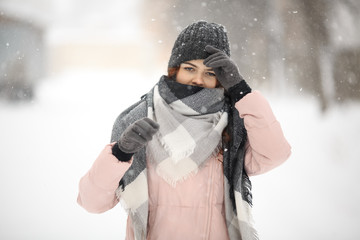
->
[[77, 99, 146, 213], [77, 143, 132, 213], [235, 90, 291, 176]]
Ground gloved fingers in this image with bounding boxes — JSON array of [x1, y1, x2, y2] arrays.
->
[[205, 45, 222, 54], [204, 52, 226, 65], [142, 117, 160, 131], [126, 128, 148, 144], [204, 55, 228, 66], [205, 50, 226, 59], [119, 135, 146, 153], [138, 118, 159, 135], [206, 57, 229, 68], [205, 58, 231, 69], [224, 64, 237, 73], [132, 124, 155, 142], [130, 125, 151, 142], [133, 118, 159, 141]]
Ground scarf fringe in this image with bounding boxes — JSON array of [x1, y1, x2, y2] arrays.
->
[[146, 83, 227, 187], [148, 142, 223, 187], [157, 133, 195, 164], [115, 188, 131, 214], [118, 194, 130, 212], [146, 145, 198, 187], [156, 167, 199, 188]]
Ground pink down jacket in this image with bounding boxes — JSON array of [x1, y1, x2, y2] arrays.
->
[[77, 91, 291, 240]]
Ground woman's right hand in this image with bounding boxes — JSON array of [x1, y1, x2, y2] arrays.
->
[[117, 117, 159, 154]]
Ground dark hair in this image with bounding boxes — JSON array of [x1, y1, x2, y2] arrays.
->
[[167, 67, 179, 80]]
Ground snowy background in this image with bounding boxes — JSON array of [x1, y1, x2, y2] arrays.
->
[[1, 0, 360, 239]]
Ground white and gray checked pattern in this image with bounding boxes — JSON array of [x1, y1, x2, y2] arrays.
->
[[147, 84, 228, 185], [114, 76, 258, 239]]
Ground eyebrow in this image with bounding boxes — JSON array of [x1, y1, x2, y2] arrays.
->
[[183, 61, 214, 71], [183, 62, 197, 68]]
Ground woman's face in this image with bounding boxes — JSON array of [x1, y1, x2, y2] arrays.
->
[[176, 59, 218, 88]]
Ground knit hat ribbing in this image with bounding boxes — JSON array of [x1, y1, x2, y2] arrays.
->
[[168, 21, 230, 68]]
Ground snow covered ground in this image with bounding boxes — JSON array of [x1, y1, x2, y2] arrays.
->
[[0, 71, 360, 239]]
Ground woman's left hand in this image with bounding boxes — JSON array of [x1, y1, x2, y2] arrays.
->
[[204, 45, 243, 91]]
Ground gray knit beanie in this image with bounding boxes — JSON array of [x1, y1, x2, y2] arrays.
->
[[168, 20, 230, 68]]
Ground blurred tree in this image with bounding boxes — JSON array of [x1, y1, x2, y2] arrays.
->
[[333, 49, 360, 101], [330, 0, 360, 103], [276, 0, 331, 111], [141, 0, 360, 110], [274, 0, 360, 109]]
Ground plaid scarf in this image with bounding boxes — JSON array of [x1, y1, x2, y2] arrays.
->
[[113, 76, 258, 240], [146, 79, 228, 186]]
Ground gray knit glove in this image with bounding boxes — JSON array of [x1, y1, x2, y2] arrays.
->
[[118, 117, 159, 153], [204, 45, 243, 91], [112, 118, 159, 162]]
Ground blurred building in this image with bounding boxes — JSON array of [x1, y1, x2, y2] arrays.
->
[[0, 14, 45, 101], [1, 0, 157, 100]]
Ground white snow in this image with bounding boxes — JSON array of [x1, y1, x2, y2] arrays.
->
[[1, 0, 360, 238], [0, 71, 360, 239], [0, 70, 156, 239], [251, 93, 360, 240]]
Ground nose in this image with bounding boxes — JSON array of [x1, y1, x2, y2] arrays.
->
[[191, 74, 204, 87]]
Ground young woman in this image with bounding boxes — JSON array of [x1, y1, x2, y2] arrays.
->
[[77, 21, 291, 240]]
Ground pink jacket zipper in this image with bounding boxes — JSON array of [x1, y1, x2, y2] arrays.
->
[[204, 155, 216, 239]]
